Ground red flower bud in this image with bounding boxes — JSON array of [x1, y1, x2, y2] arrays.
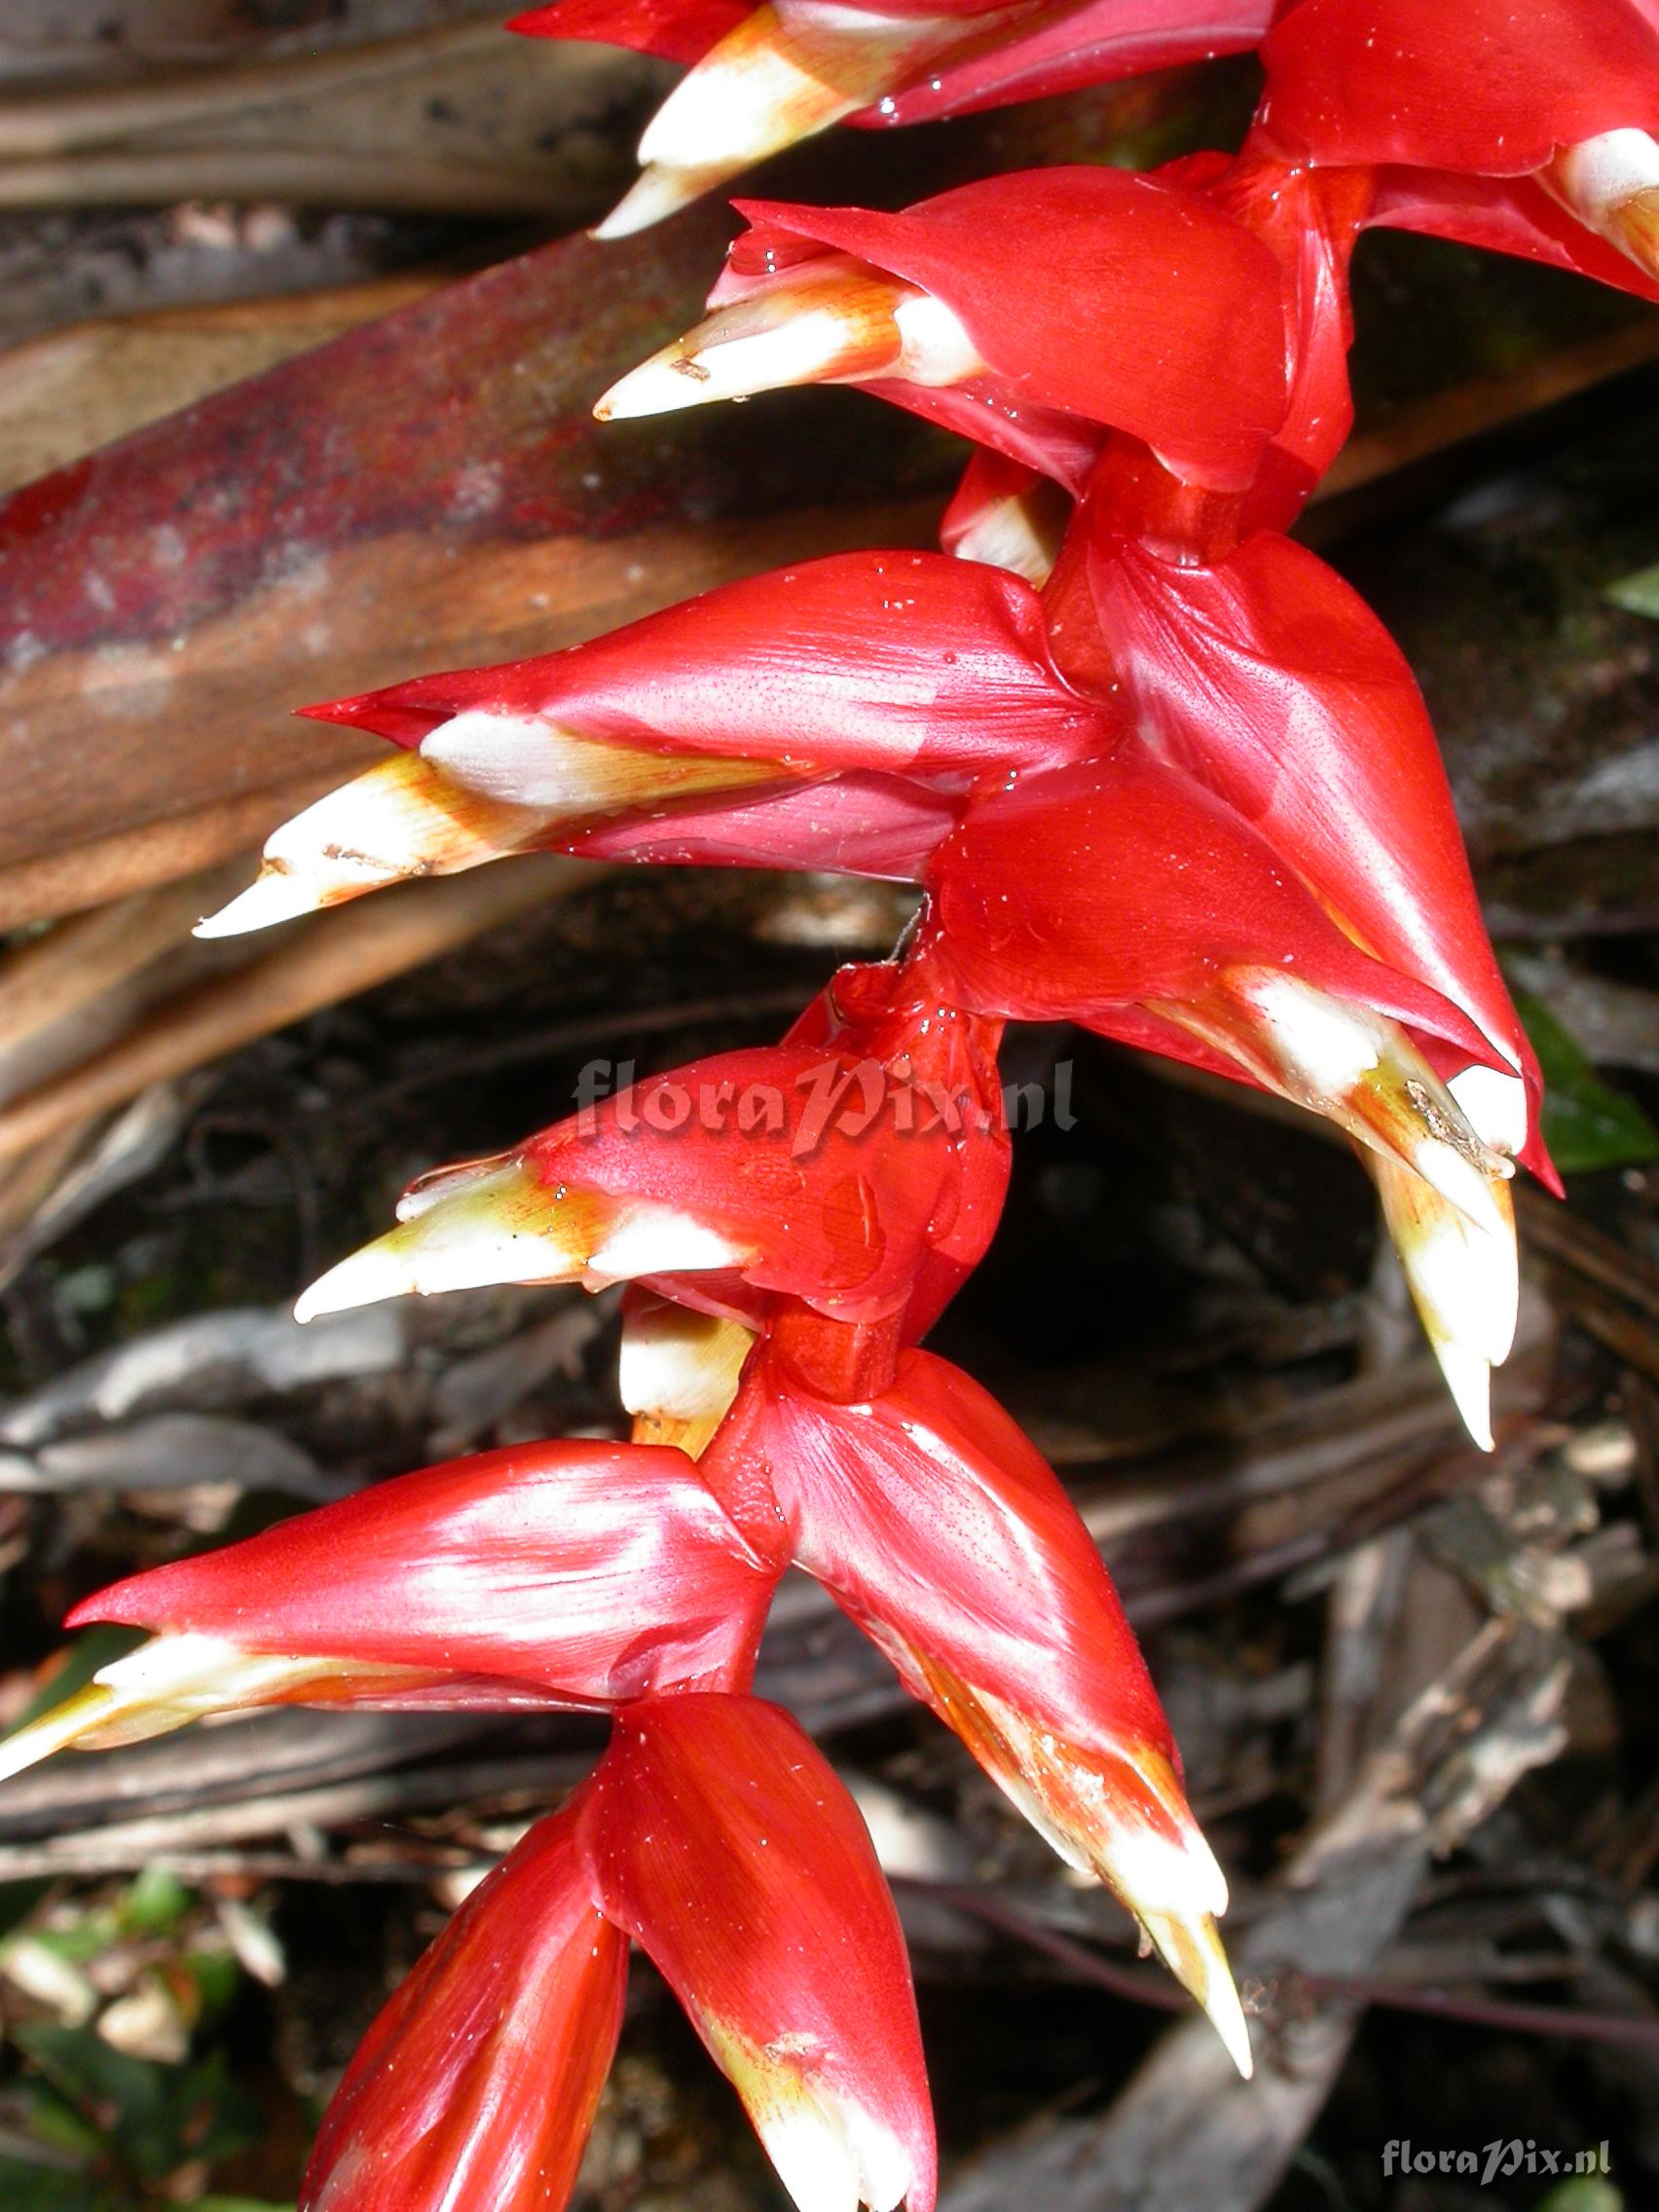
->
[[1258, 0, 1659, 177], [1069, 519, 1549, 1177], [303, 1805, 627, 2212], [298, 980, 1009, 1332]]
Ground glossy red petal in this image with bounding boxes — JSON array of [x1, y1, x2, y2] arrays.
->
[[1366, 166, 1659, 305], [509, 0, 749, 62], [858, 0, 1279, 128], [302, 549, 1108, 776], [717, 1345, 1171, 1756], [70, 1438, 777, 1698], [584, 1694, 937, 2212], [1077, 524, 1539, 1107], [303, 1805, 627, 2212], [1257, 0, 1659, 174], [562, 767, 959, 879], [521, 1023, 1008, 1323], [728, 171, 1289, 492], [919, 754, 1499, 1061]]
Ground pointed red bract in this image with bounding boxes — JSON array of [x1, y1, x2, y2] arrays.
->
[[1365, 166, 1659, 305], [304, 549, 1109, 777], [511, 0, 748, 62], [720, 171, 1289, 492], [303, 1805, 627, 2212], [564, 766, 959, 880], [513, 1011, 1008, 1325], [713, 1344, 1171, 1760], [583, 1694, 937, 2212], [514, 0, 1279, 130], [864, 0, 1280, 129], [1071, 521, 1543, 1133], [1257, 0, 1659, 174], [917, 754, 1499, 1063], [70, 1439, 778, 1700]]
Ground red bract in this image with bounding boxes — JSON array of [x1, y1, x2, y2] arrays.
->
[[295, 983, 1010, 1331], [312, 548, 1107, 782], [1257, 0, 1659, 176], [514, 0, 1280, 144], [582, 1694, 938, 2212], [70, 1439, 778, 1700], [1363, 165, 1659, 305], [867, 0, 1281, 129], [919, 753, 1493, 1060], [693, 171, 1290, 491], [1066, 519, 1549, 1173], [302, 1805, 628, 2212], [703, 1343, 1251, 2070]]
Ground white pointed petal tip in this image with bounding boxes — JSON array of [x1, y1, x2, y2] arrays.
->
[[1371, 1151, 1516, 1448], [1430, 1339, 1494, 1453], [1142, 1906, 1254, 2080], [0, 1682, 120, 1785], [193, 754, 549, 938], [296, 1163, 755, 1320], [294, 1164, 588, 1320], [0, 1635, 327, 1780], [592, 161, 726, 240], [195, 867, 320, 940]]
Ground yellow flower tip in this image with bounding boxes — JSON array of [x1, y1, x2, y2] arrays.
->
[[295, 1162, 597, 1321], [0, 1682, 123, 1786]]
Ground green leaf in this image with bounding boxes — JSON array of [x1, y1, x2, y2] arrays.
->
[[14, 2027, 261, 2189], [1515, 990, 1659, 1173], [0, 2161, 110, 2212], [1605, 560, 1659, 618], [118, 1868, 192, 1940]]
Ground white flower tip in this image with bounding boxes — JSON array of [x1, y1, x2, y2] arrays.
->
[[1140, 1906, 1254, 2081], [1432, 1338, 1495, 1452], [1409, 1133, 1511, 1240], [194, 866, 318, 939], [594, 347, 719, 421], [1448, 1062, 1529, 1160], [295, 1234, 422, 1323], [620, 1305, 755, 1456], [591, 162, 715, 240]]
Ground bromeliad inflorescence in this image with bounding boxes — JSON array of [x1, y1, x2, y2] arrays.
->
[[11, 3, 1659, 2206]]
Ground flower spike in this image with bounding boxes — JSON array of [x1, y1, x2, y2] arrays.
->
[[707, 1345, 1251, 2073], [303, 1804, 628, 2212], [583, 1694, 938, 2212]]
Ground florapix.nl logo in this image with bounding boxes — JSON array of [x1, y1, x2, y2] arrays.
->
[[571, 1056, 1076, 1159]]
